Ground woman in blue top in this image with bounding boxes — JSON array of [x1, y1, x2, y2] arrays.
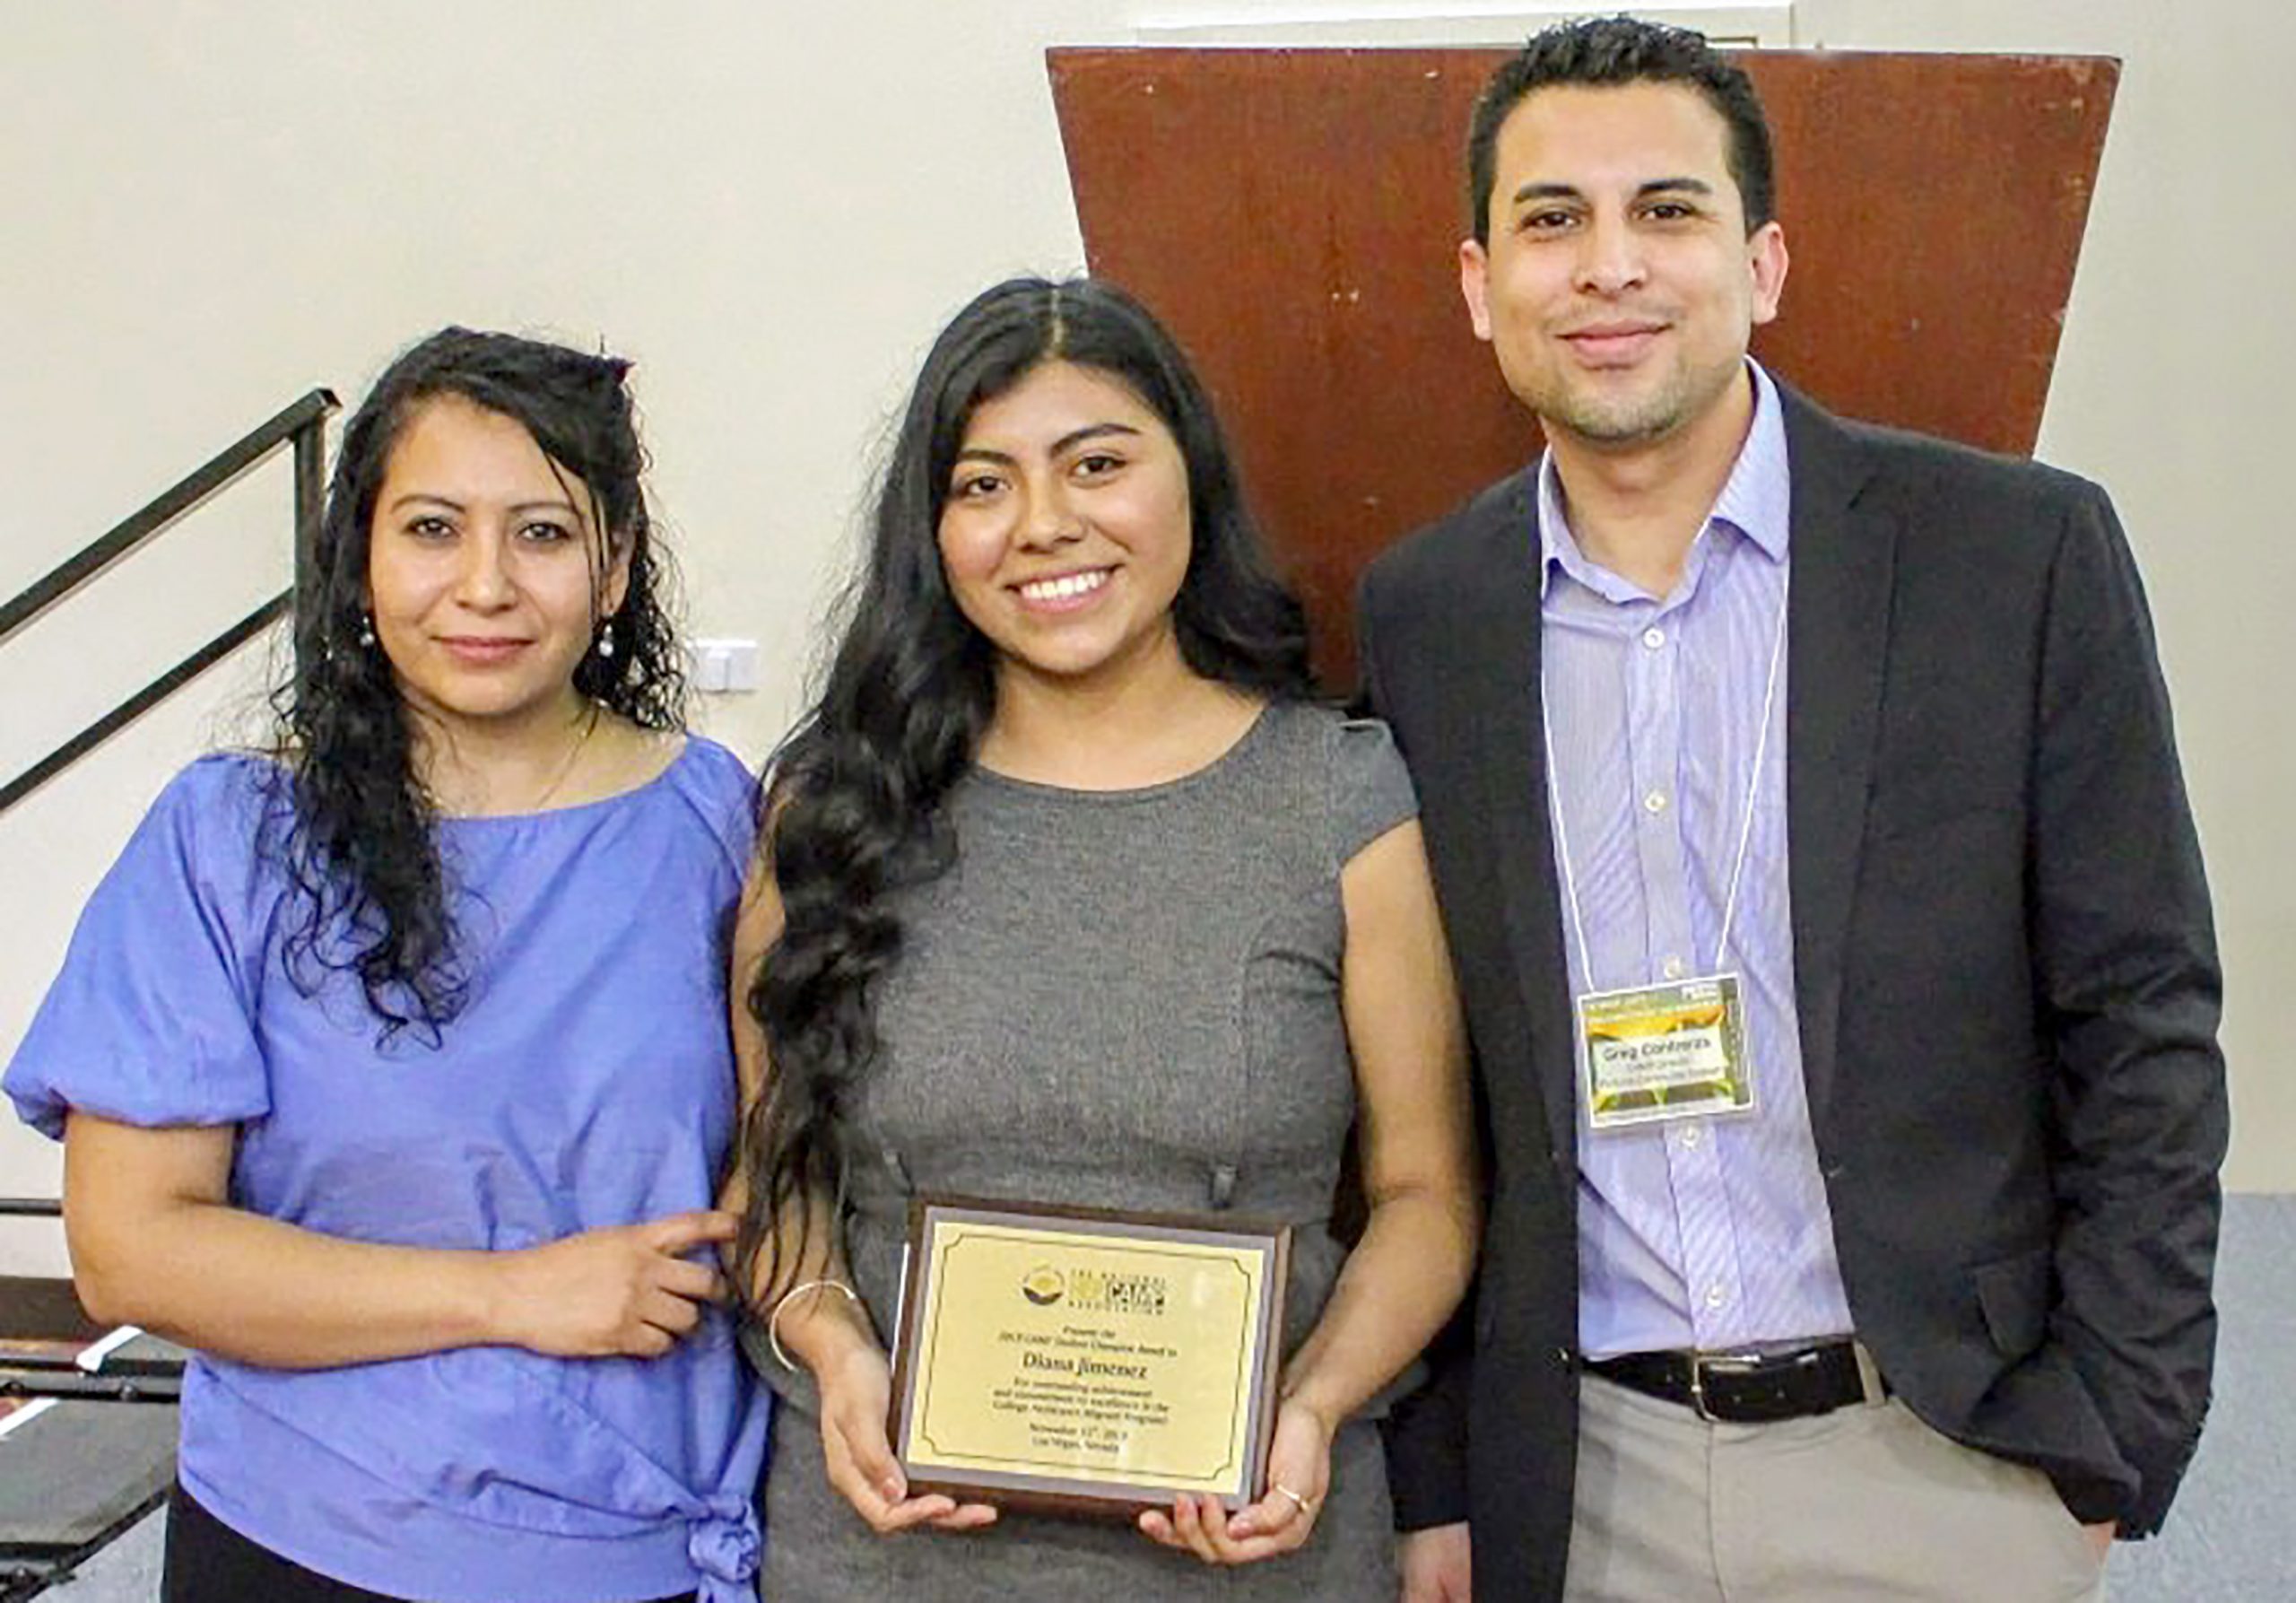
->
[[4, 329, 767, 1603]]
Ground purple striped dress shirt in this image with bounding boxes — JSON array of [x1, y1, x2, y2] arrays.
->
[[1537, 362, 1855, 1358]]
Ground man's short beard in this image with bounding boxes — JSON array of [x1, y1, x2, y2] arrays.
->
[[1541, 366, 1704, 446], [1527, 339, 1764, 451]]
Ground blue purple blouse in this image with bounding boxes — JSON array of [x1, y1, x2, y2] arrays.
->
[[5, 738, 770, 1602]]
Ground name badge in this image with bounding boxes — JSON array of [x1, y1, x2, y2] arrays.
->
[[1578, 974, 1755, 1131]]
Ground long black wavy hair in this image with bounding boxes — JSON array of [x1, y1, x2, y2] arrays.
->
[[266, 327, 685, 1042], [737, 276, 1314, 1302]]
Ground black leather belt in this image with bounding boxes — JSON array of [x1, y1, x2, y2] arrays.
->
[[1584, 1339, 1880, 1423]]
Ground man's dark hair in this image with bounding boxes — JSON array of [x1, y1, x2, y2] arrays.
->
[[1466, 15, 1776, 245]]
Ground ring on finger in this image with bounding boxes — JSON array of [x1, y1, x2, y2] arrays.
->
[[1272, 1481, 1315, 1517]]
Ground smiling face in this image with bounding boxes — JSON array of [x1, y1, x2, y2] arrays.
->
[[367, 395, 628, 738], [936, 360, 1194, 693], [1460, 81, 1787, 455]]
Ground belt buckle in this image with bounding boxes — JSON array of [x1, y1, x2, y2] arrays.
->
[[1687, 1350, 1762, 1423]]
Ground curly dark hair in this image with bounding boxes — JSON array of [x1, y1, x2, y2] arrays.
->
[[1466, 15, 1777, 245], [265, 327, 685, 1042], [737, 276, 1313, 1301]]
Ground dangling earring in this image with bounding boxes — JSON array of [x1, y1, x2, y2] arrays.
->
[[356, 611, 376, 649], [595, 618, 615, 659]]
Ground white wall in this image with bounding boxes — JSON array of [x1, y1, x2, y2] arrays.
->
[[4, 2, 2286, 1275], [1787, 2, 2294, 1181]]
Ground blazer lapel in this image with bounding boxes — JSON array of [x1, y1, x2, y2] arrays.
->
[[1780, 389, 1893, 1135], [1456, 472, 1582, 1175]]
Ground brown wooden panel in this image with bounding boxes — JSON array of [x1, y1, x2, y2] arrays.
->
[[1048, 48, 2116, 682]]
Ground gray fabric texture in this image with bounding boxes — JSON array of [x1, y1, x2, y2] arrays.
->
[[752, 701, 1418, 1600]]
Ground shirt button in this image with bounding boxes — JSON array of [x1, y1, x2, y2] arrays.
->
[[1662, 955, 1686, 980], [1704, 1285, 1728, 1310], [1643, 790, 1669, 814], [1642, 626, 1666, 649], [1680, 1126, 1702, 1149]]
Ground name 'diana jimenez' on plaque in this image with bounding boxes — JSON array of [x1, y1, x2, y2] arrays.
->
[[890, 1199, 1290, 1517], [1000, 1317, 1181, 1455]]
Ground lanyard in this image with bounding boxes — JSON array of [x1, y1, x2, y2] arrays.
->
[[1541, 570, 1790, 989]]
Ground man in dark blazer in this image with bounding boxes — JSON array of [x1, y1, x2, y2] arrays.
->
[[1361, 19, 2226, 1603]]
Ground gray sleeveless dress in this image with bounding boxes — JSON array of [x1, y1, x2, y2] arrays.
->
[[750, 702, 1421, 1600]]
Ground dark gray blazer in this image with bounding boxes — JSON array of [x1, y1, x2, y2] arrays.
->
[[1359, 383, 2226, 1599]]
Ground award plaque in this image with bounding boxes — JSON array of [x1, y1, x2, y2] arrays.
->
[[887, 1196, 1291, 1520]]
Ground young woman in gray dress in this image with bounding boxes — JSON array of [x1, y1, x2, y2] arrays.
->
[[729, 277, 1477, 1599]]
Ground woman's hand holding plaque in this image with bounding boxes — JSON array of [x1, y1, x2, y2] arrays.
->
[[794, 1290, 1000, 1536], [1138, 1393, 1332, 1565]]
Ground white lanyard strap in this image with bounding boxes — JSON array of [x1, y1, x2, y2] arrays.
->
[[1543, 570, 1790, 985]]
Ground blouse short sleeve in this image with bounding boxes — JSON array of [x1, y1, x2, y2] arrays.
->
[[669, 736, 763, 873], [4, 756, 276, 1139], [1334, 716, 1419, 864]]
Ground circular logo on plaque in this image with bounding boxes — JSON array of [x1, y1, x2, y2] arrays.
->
[[1021, 1265, 1066, 1306]]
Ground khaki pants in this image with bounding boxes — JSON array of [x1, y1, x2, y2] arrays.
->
[[1561, 1373, 2108, 1602]]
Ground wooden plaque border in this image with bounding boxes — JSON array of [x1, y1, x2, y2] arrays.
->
[[889, 1193, 1292, 1520]]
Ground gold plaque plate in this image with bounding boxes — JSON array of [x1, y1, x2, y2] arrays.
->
[[888, 1196, 1291, 1519]]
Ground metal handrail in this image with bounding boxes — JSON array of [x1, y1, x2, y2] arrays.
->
[[0, 389, 335, 646], [0, 388, 336, 815]]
